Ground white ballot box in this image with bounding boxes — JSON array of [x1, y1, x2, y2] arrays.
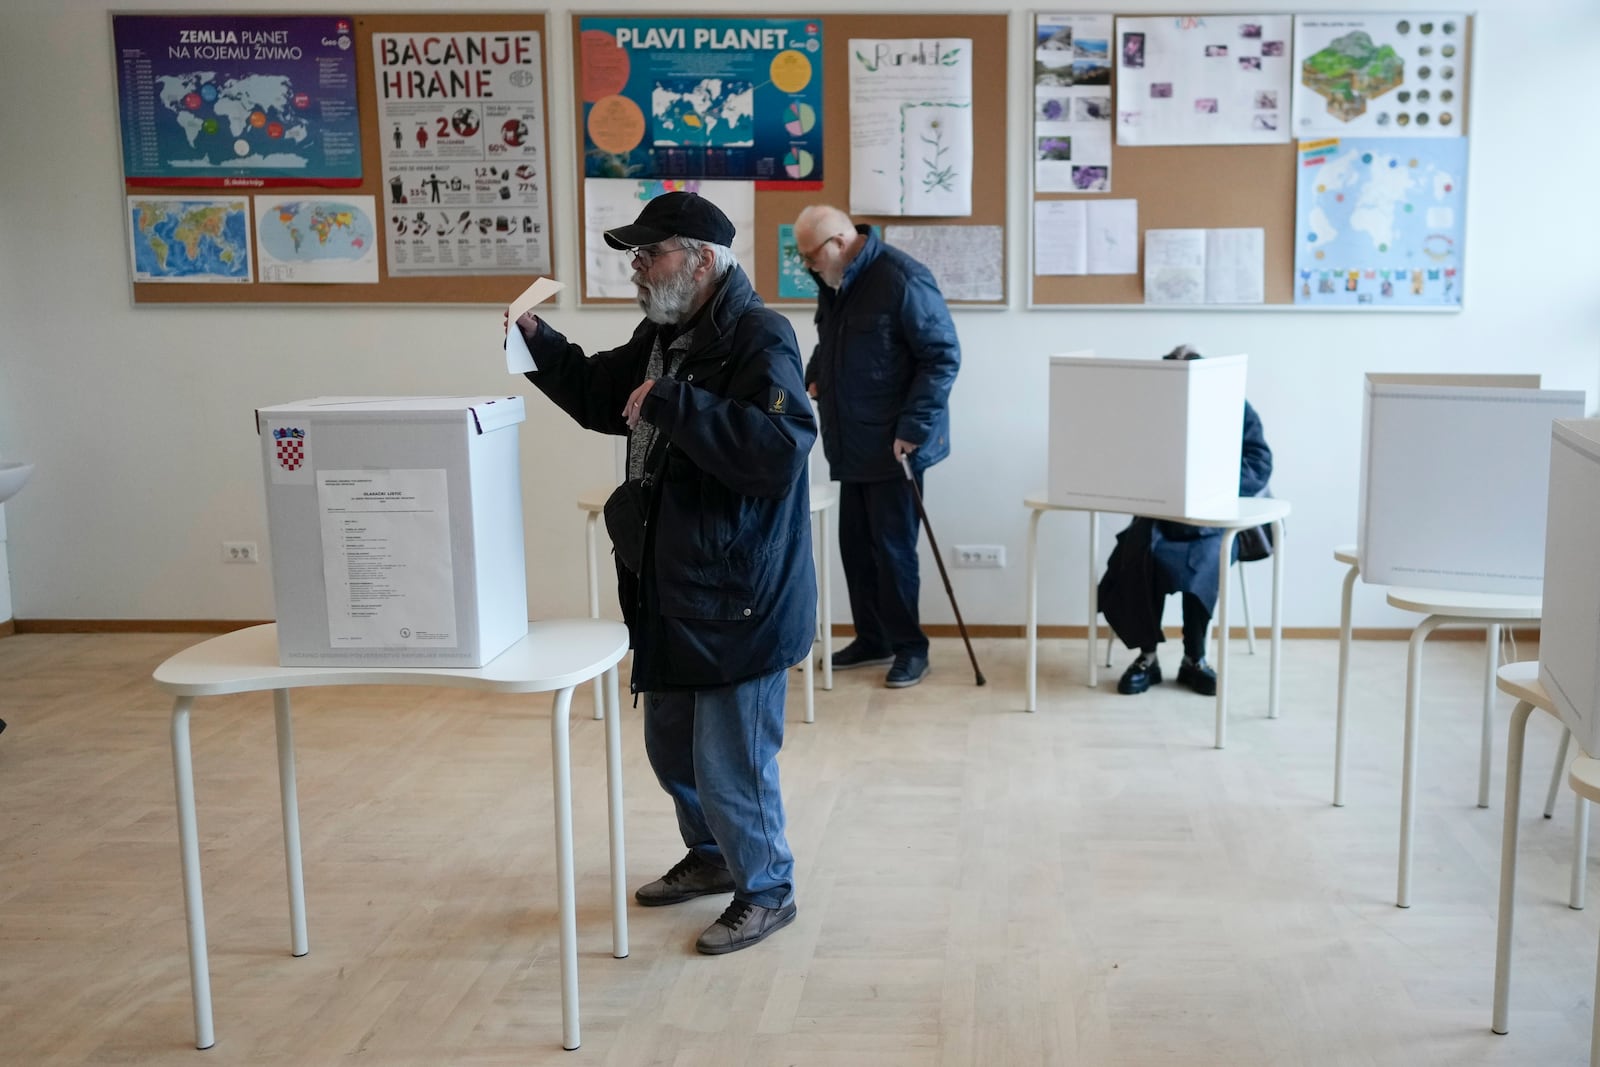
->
[[1540, 418, 1600, 754], [1048, 351, 1248, 515], [1357, 374, 1586, 595], [257, 396, 529, 667]]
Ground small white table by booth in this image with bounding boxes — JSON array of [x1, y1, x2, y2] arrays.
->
[[154, 619, 629, 1053], [1024, 493, 1290, 748], [1387, 587, 1541, 908]]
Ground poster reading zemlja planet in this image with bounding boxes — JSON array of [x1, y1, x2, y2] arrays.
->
[[578, 18, 824, 181], [372, 30, 551, 276]]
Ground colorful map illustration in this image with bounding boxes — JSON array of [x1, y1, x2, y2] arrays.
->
[[1295, 137, 1466, 306], [652, 78, 754, 147], [128, 198, 251, 282]]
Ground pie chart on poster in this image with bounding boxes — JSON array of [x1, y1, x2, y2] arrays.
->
[[784, 148, 815, 179], [784, 101, 816, 137]]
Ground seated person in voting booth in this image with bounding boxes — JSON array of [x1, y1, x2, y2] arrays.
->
[[1099, 346, 1274, 697], [508, 192, 816, 956], [794, 204, 961, 690]]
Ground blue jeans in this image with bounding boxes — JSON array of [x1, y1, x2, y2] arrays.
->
[[839, 474, 927, 657], [642, 668, 795, 909]]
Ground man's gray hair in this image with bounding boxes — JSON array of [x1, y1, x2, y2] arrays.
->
[[679, 236, 739, 275]]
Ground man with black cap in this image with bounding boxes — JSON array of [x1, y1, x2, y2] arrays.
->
[[508, 191, 815, 955]]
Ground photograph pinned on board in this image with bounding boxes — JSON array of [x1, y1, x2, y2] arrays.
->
[[1240, 23, 1262, 38], [1071, 165, 1109, 192], [1262, 40, 1284, 56], [1072, 59, 1110, 85], [1074, 96, 1111, 121], [1255, 90, 1278, 109], [1036, 135, 1072, 161], [1252, 114, 1278, 130], [1195, 98, 1219, 114], [1150, 83, 1173, 99], [1036, 93, 1070, 122], [1204, 44, 1228, 57], [1121, 32, 1144, 68], [1239, 56, 1261, 71]]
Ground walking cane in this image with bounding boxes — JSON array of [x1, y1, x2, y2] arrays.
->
[[900, 454, 986, 686]]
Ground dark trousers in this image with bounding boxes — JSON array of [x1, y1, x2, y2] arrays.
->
[[838, 474, 927, 657], [1140, 590, 1211, 662]]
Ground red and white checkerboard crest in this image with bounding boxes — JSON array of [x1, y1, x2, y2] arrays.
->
[[273, 426, 306, 472]]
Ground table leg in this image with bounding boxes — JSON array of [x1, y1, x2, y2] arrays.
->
[[820, 503, 833, 691], [1214, 529, 1241, 750], [1025, 507, 1042, 713], [170, 696, 215, 1050], [587, 512, 604, 721], [1398, 615, 1445, 908], [601, 665, 629, 957], [1087, 511, 1100, 689], [549, 685, 581, 1050], [1546, 730, 1572, 819], [1267, 519, 1285, 721], [1573, 794, 1589, 912], [1333, 561, 1359, 806], [1492, 699, 1536, 1035], [1479, 624, 1501, 809], [273, 689, 308, 957]]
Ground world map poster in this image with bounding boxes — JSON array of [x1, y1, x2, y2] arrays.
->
[[578, 18, 823, 183], [1294, 136, 1466, 307], [113, 15, 362, 187]]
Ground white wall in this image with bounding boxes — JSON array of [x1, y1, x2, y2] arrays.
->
[[2, 0, 1597, 630]]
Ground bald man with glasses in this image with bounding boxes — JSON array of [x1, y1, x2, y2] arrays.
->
[[793, 204, 961, 689], [509, 191, 816, 955]]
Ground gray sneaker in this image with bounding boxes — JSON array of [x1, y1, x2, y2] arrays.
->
[[635, 850, 735, 907], [694, 898, 798, 955]]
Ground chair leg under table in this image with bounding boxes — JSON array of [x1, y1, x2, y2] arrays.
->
[[1547, 729, 1573, 818], [1213, 529, 1242, 750], [170, 695, 215, 1051], [1479, 624, 1502, 809], [1267, 518, 1285, 721], [586, 513, 604, 721], [1333, 561, 1358, 806]]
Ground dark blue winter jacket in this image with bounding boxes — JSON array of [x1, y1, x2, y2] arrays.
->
[[520, 265, 817, 691], [804, 226, 960, 483]]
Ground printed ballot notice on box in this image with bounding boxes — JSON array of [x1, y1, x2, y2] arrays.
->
[[1048, 351, 1247, 515], [1540, 418, 1600, 755], [258, 396, 528, 667], [1357, 374, 1585, 595]]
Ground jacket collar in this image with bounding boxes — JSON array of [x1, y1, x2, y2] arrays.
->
[[835, 224, 881, 295]]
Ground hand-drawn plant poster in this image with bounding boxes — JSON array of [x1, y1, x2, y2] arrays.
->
[[1292, 14, 1467, 139], [847, 39, 972, 216], [1033, 14, 1114, 193], [1116, 15, 1292, 146]]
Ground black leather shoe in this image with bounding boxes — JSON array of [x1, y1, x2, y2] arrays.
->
[[885, 653, 930, 688], [832, 641, 894, 671], [1117, 656, 1161, 695], [1177, 658, 1217, 696]]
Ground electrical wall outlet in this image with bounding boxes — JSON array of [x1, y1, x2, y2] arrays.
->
[[222, 541, 259, 564], [953, 544, 1005, 568]]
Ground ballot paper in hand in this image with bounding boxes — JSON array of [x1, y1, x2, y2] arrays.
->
[[505, 277, 563, 374]]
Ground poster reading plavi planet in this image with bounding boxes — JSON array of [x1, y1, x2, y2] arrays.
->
[[113, 15, 362, 188], [578, 18, 823, 182]]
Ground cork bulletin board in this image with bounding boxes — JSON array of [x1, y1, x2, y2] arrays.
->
[[1028, 12, 1472, 308], [122, 12, 557, 305]]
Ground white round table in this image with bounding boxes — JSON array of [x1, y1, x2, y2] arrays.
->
[[154, 619, 628, 1053]]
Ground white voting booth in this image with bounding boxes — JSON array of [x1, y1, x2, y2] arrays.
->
[[1048, 351, 1248, 516], [1357, 374, 1585, 596], [257, 396, 529, 668], [1540, 418, 1600, 755]]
